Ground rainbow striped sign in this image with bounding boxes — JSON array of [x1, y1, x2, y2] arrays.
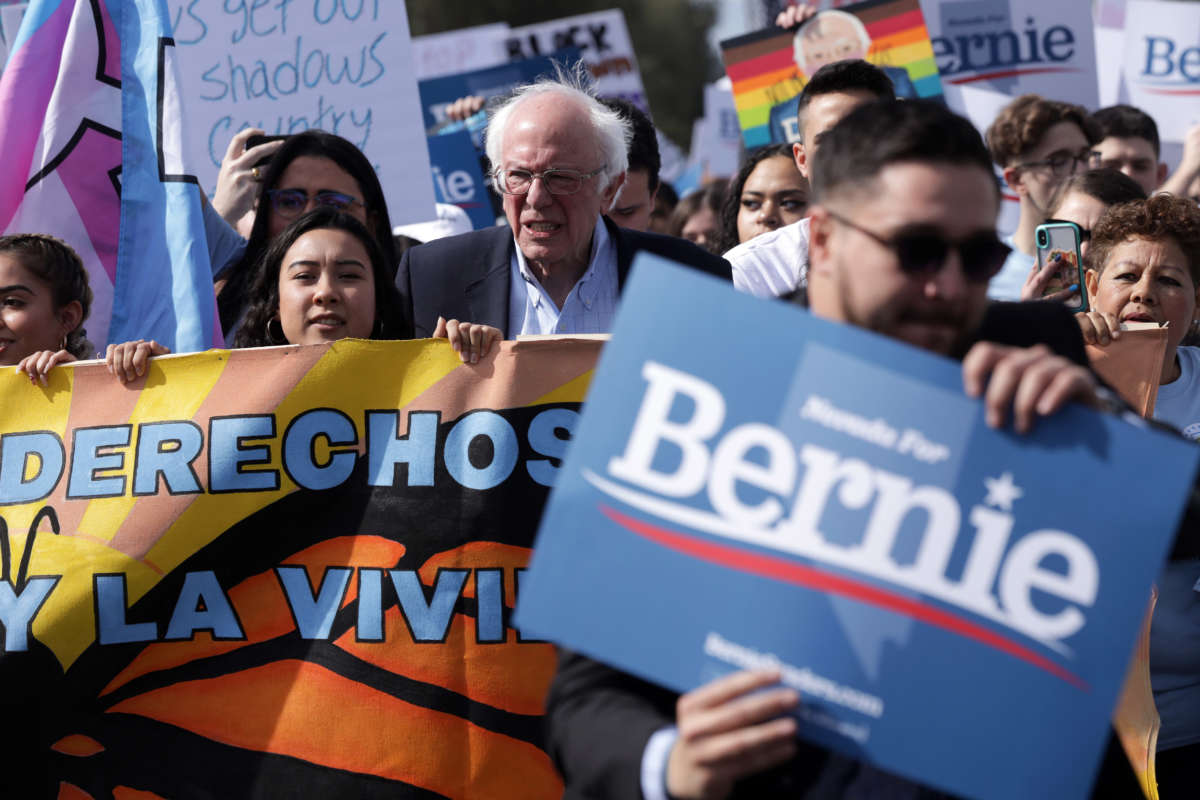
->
[[720, 0, 944, 147]]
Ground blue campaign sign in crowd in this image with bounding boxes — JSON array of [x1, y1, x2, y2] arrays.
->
[[517, 256, 1200, 799]]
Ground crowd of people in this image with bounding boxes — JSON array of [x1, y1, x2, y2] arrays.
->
[[4, 5, 1200, 798]]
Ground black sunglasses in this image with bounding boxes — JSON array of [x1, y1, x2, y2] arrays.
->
[[826, 210, 1011, 283], [1044, 218, 1091, 243]]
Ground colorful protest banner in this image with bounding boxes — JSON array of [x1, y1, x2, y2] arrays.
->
[[505, 9, 650, 112], [923, 0, 1100, 110], [517, 255, 1199, 800], [426, 129, 495, 230], [1122, 0, 1200, 143], [412, 22, 510, 81], [721, 0, 943, 147], [0, 0, 219, 352], [165, 0, 436, 225], [0, 337, 601, 797]]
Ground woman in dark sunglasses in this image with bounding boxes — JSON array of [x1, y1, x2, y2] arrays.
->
[[215, 130, 398, 338]]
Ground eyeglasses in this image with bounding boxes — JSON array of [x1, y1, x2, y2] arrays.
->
[[267, 189, 364, 219], [1044, 218, 1091, 243], [493, 166, 605, 196], [826, 210, 1011, 283], [1015, 149, 1092, 177]]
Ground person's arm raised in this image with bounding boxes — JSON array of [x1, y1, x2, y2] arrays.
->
[[1158, 123, 1200, 199], [211, 128, 284, 227], [775, 3, 818, 29]]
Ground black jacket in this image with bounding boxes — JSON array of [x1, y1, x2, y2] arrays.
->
[[394, 216, 732, 338]]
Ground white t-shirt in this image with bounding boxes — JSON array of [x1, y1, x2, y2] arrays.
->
[[724, 218, 810, 298], [1154, 346, 1200, 439], [988, 234, 1034, 301]]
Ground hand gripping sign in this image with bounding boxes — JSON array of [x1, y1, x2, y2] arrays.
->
[[516, 254, 1199, 800]]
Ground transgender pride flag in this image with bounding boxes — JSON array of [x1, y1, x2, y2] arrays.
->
[[0, 0, 218, 352]]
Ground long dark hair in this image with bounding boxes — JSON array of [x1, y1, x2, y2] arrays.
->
[[234, 207, 412, 349], [0, 233, 93, 358], [218, 130, 397, 334], [716, 144, 795, 254]]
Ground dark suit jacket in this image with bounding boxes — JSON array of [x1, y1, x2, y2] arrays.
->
[[545, 299, 1145, 800], [394, 216, 733, 337]]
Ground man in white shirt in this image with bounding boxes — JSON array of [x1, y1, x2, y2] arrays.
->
[[725, 60, 895, 298]]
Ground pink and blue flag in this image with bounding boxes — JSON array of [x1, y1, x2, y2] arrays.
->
[[0, 0, 219, 352]]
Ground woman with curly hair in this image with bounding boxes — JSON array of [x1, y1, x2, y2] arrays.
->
[[715, 144, 809, 255], [1075, 193, 1200, 793]]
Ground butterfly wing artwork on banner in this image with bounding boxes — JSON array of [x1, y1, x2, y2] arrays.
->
[[0, 338, 600, 798]]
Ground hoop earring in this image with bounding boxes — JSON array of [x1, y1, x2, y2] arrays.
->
[[59, 331, 68, 351], [372, 318, 384, 339], [267, 318, 286, 344]]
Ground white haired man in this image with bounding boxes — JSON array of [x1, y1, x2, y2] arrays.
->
[[396, 75, 731, 339], [768, 9, 916, 143]]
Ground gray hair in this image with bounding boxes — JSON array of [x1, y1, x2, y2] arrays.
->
[[793, 10, 871, 71], [485, 63, 631, 193]]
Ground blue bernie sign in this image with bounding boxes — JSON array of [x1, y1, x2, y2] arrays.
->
[[516, 253, 1200, 799], [425, 130, 493, 230]]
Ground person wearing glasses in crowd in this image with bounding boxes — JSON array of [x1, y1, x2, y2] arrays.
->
[[985, 94, 1100, 301], [211, 129, 399, 338], [1020, 169, 1147, 303], [395, 68, 730, 339], [545, 98, 1146, 800]]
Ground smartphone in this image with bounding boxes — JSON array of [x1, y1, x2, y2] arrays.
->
[[246, 134, 288, 168], [1035, 221, 1087, 312]]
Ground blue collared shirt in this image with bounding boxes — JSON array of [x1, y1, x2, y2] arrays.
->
[[507, 217, 619, 336]]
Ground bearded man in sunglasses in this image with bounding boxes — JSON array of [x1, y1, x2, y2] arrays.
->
[[545, 100, 1144, 800]]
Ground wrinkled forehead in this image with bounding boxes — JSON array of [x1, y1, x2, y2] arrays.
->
[[1099, 235, 1193, 278], [500, 96, 600, 168]]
